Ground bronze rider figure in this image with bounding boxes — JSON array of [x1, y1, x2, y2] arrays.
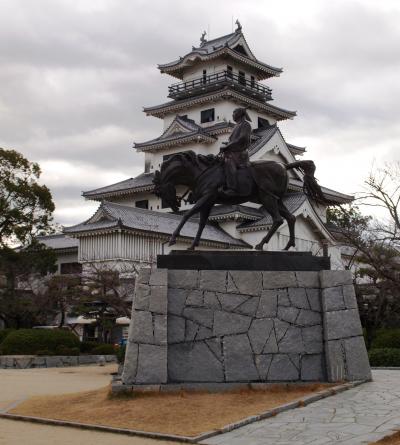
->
[[219, 107, 252, 196]]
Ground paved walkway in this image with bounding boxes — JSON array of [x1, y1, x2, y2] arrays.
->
[[202, 370, 400, 445], [0, 365, 177, 445]]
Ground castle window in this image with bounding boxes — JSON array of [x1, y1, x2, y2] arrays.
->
[[233, 44, 247, 56], [238, 71, 245, 85], [202, 69, 207, 84], [201, 108, 215, 123], [251, 75, 255, 88], [135, 199, 148, 209], [227, 65, 233, 78], [258, 117, 270, 129]]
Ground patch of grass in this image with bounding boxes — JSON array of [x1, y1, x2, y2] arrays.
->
[[11, 383, 332, 437], [107, 389, 135, 400], [370, 431, 400, 444]]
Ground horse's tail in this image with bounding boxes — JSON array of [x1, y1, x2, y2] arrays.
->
[[285, 160, 328, 204]]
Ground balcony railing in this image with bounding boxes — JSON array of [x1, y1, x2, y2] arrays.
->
[[168, 70, 272, 101]]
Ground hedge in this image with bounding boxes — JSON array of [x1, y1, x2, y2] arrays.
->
[[0, 329, 80, 355], [0, 329, 15, 345], [371, 329, 400, 350], [91, 344, 116, 355], [368, 348, 400, 367], [79, 341, 99, 353]]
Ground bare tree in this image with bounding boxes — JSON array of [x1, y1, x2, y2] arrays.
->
[[72, 263, 137, 343], [360, 162, 400, 246], [327, 163, 400, 347]]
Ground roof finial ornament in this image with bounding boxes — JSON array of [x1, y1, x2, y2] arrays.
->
[[235, 19, 242, 33], [200, 30, 207, 45]]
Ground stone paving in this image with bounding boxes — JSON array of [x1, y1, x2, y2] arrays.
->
[[202, 370, 400, 445]]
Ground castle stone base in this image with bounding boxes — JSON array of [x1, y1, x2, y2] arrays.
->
[[121, 266, 371, 387]]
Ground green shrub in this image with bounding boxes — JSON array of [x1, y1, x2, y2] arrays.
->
[[0, 328, 15, 345], [0, 329, 80, 355], [368, 348, 400, 367], [36, 349, 54, 356], [91, 344, 116, 355], [371, 329, 400, 349], [55, 345, 80, 356], [79, 341, 98, 353], [116, 344, 126, 364]]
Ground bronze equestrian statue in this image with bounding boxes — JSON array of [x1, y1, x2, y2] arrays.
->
[[153, 107, 328, 251]]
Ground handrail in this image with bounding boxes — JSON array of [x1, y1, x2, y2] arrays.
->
[[168, 70, 272, 97]]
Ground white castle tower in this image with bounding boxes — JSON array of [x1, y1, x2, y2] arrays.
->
[[65, 24, 352, 268]]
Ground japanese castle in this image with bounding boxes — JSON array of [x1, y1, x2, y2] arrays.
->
[[61, 24, 352, 270]]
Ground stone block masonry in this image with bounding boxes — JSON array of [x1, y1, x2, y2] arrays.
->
[[122, 268, 168, 384], [121, 268, 371, 386], [320, 270, 371, 382], [0, 354, 116, 369]]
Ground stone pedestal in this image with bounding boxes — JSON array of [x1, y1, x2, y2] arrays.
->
[[121, 262, 371, 388]]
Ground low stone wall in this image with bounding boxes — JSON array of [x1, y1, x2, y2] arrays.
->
[[121, 268, 371, 386], [0, 354, 117, 369]]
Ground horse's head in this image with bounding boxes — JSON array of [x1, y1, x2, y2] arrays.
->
[[153, 153, 189, 212], [153, 151, 209, 212], [153, 170, 180, 212]]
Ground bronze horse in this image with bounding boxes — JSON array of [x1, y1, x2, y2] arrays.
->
[[153, 151, 326, 251]]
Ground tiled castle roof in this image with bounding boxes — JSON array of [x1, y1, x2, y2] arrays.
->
[[143, 88, 296, 121], [134, 116, 232, 152], [37, 233, 79, 251], [158, 30, 282, 80], [64, 201, 249, 248], [82, 172, 154, 199]]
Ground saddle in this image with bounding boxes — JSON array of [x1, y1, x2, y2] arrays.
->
[[220, 164, 254, 198]]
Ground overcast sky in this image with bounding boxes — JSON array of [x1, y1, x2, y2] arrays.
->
[[1, 0, 399, 226]]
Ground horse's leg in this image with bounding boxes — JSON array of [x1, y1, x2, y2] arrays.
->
[[169, 194, 212, 246], [188, 202, 214, 251], [255, 195, 283, 251], [278, 199, 296, 250]]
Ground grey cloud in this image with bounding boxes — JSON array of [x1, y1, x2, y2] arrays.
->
[[0, 0, 399, 225]]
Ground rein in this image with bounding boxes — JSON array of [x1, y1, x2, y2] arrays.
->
[[176, 188, 191, 205]]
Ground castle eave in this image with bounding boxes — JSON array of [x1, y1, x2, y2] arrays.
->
[[135, 133, 216, 152], [82, 173, 155, 201], [64, 201, 249, 248], [158, 47, 282, 81], [143, 88, 296, 121]]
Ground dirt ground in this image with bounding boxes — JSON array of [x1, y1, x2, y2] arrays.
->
[[371, 431, 400, 445], [10, 383, 331, 437]]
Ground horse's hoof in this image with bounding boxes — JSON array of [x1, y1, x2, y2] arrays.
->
[[255, 243, 263, 251], [282, 241, 295, 251], [168, 238, 176, 246]]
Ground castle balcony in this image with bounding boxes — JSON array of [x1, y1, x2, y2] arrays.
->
[[168, 70, 272, 102]]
